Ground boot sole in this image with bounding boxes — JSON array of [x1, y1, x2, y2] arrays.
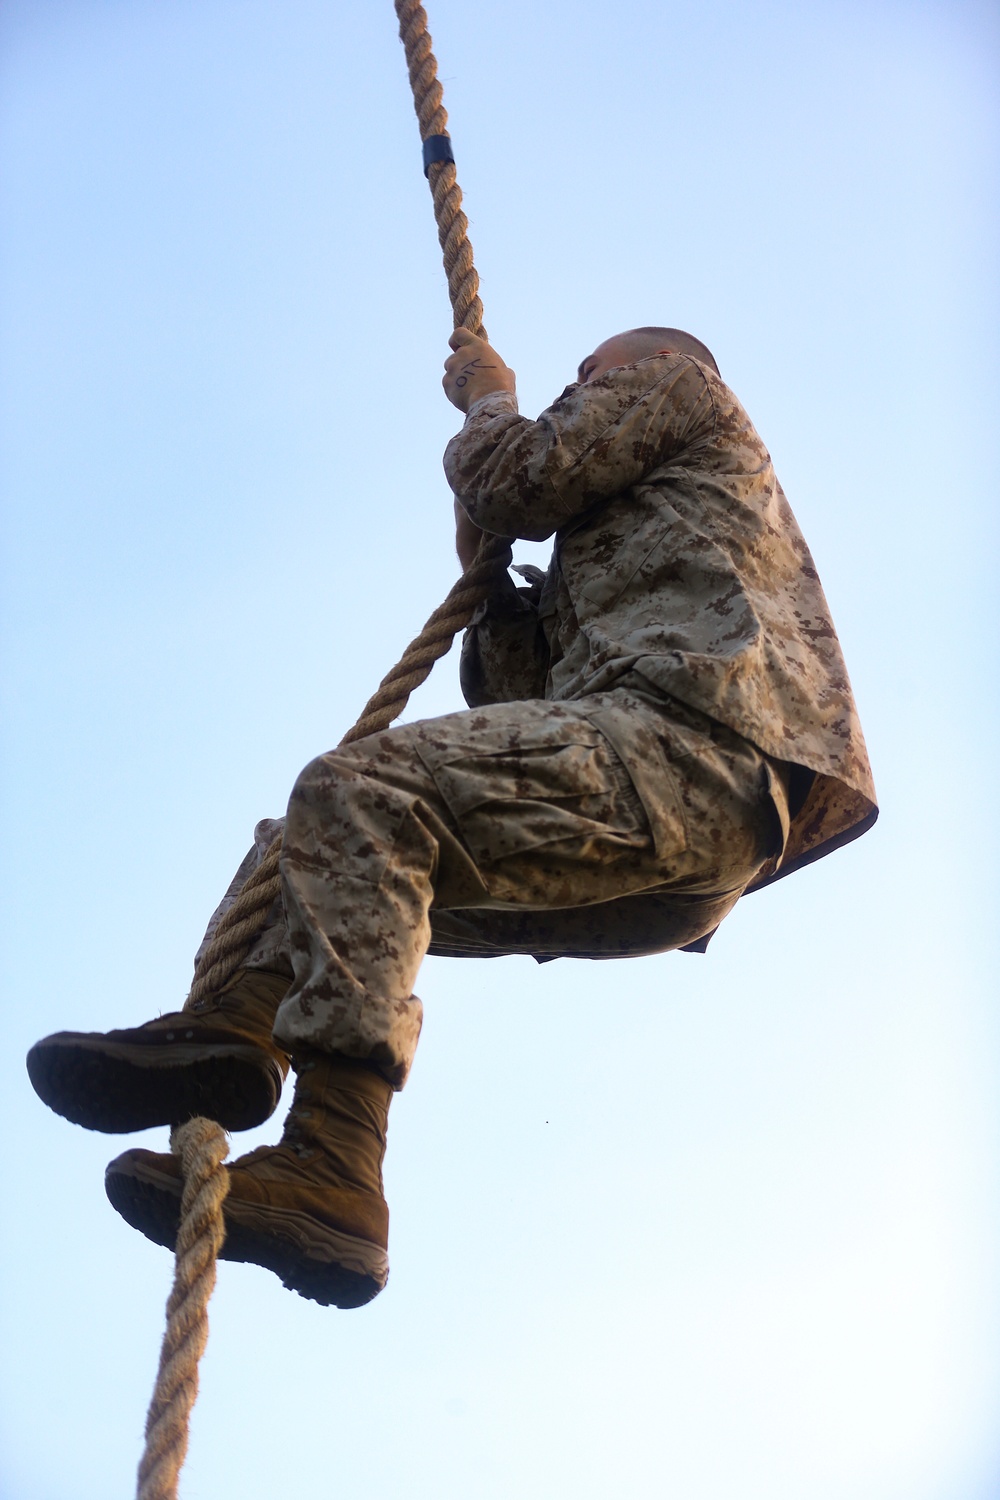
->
[[105, 1154, 389, 1309], [27, 1035, 284, 1134]]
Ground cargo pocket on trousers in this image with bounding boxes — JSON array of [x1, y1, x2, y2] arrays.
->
[[417, 723, 654, 873], [581, 704, 690, 864]]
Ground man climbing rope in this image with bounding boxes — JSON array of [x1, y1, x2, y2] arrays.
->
[[27, 326, 877, 1310]]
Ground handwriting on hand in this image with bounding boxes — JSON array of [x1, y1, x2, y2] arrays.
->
[[455, 358, 497, 388]]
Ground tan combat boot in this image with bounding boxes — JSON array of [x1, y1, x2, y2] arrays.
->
[[105, 1049, 391, 1308], [26, 969, 292, 1133]]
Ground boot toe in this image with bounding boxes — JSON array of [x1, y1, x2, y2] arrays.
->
[[28, 1027, 285, 1134], [104, 1146, 388, 1310], [105, 1148, 184, 1250]]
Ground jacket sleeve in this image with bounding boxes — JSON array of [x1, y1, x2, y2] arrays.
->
[[459, 567, 549, 707], [443, 356, 717, 542]]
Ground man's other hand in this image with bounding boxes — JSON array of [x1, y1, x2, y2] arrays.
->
[[443, 330, 516, 413]]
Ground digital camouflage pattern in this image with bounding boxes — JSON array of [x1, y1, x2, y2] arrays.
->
[[204, 690, 785, 1088], [445, 356, 877, 881], [194, 352, 876, 1086]]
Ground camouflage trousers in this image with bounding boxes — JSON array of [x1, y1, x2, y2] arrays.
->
[[195, 691, 787, 1088]]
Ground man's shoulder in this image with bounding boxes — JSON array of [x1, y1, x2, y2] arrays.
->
[[579, 351, 715, 406], [538, 354, 719, 461]]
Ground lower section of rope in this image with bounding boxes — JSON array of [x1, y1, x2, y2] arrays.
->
[[159, 536, 511, 1494], [154, 538, 511, 1484], [136, 1119, 230, 1500]]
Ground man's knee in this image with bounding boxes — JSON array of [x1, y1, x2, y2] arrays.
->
[[285, 743, 435, 875], [289, 749, 345, 807]]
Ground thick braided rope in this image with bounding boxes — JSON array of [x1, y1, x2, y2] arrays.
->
[[138, 9, 512, 1490], [135, 1120, 230, 1500], [394, 0, 485, 338]]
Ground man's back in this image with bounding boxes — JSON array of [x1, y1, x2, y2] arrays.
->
[[446, 351, 876, 882]]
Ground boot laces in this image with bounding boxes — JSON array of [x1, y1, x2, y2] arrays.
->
[[284, 1057, 320, 1156], [283, 1092, 316, 1160]]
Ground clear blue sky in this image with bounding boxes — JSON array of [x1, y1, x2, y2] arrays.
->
[[1, 2, 998, 1497]]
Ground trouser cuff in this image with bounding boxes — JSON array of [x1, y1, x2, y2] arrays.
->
[[272, 985, 423, 1091]]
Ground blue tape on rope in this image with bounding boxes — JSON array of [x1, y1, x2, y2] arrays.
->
[[422, 134, 455, 177]]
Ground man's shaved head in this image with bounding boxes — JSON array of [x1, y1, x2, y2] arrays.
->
[[626, 327, 719, 374], [578, 327, 719, 384]]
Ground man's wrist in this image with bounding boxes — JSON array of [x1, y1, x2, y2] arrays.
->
[[464, 388, 519, 419]]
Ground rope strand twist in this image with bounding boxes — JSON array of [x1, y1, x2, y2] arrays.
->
[[135, 1120, 230, 1500], [394, 0, 486, 338], [137, 4, 513, 1493]]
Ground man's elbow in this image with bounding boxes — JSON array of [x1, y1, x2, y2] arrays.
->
[[515, 518, 559, 543], [466, 503, 560, 544]]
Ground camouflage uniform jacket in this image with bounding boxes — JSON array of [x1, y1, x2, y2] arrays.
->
[[443, 354, 877, 888]]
